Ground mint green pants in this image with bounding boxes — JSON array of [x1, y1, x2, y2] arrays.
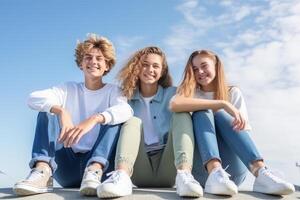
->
[[115, 113, 194, 187]]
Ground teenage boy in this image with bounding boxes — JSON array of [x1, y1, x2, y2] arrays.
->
[[13, 34, 133, 196]]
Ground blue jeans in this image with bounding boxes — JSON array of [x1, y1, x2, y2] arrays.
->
[[29, 112, 121, 187], [191, 110, 263, 186]]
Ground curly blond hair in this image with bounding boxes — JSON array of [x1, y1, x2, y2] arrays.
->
[[177, 50, 229, 101], [75, 33, 116, 75], [118, 46, 172, 99]]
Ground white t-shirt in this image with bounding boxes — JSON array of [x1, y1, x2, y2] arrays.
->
[[28, 82, 133, 153], [195, 87, 251, 130], [140, 96, 160, 146]]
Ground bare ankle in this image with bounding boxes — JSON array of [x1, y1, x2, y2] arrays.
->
[[177, 164, 192, 172], [89, 162, 103, 170], [250, 160, 265, 177], [206, 159, 222, 174], [117, 164, 131, 176]]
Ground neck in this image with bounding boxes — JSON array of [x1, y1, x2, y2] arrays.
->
[[140, 82, 158, 97], [201, 83, 215, 92], [85, 77, 104, 90]]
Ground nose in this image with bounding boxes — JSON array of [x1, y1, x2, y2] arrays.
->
[[92, 56, 98, 64]]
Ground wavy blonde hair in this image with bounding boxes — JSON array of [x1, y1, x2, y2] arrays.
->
[[118, 46, 172, 99], [177, 50, 229, 101], [75, 33, 116, 76]]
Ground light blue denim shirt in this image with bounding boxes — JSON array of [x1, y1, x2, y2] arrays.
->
[[129, 86, 177, 145]]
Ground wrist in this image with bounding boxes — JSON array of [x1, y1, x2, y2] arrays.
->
[[50, 106, 65, 115], [219, 100, 227, 109], [92, 113, 105, 124]]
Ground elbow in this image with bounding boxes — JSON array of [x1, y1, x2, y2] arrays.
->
[[27, 92, 35, 109]]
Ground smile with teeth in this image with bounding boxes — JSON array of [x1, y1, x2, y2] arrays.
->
[[144, 73, 155, 79], [87, 65, 100, 70]]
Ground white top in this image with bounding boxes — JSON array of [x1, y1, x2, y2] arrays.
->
[[140, 96, 160, 146], [195, 87, 251, 130], [28, 82, 133, 153]]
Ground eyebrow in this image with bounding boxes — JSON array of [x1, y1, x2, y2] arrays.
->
[[143, 61, 160, 65]]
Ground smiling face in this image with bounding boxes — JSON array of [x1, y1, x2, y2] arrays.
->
[[138, 53, 163, 86], [80, 48, 109, 79], [192, 54, 216, 91]]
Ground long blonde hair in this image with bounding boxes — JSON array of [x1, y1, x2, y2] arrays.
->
[[118, 46, 172, 99], [177, 50, 229, 101]]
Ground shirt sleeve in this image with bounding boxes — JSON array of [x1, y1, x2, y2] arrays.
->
[[27, 83, 67, 114], [229, 87, 252, 130], [100, 85, 133, 125]]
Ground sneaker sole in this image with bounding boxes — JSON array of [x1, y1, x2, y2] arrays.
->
[[97, 190, 132, 198], [253, 185, 295, 195], [80, 187, 97, 196], [79, 182, 99, 196], [177, 191, 203, 197], [13, 185, 52, 196], [205, 185, 237, 196]]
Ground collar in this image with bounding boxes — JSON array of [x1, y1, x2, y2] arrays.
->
[[131, 85, 164, 103]]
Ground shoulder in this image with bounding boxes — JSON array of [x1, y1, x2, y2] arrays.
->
[[62, 81, 80, 88], [229, 86, 244, 103], [229, 86, 243, 96], [163, 86, 177, 96], [105, 83, 120, 91], [103, 83, 123, 95]]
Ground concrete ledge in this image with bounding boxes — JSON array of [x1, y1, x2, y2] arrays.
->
[[0, 186, 299, 199]]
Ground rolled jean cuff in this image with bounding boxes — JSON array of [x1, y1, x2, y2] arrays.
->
[[202, 157, 222, 168], [115, 156, 134, 175], [29, 155, 57, 173], [87, 156, 109, 172], [175, 153, 193, 169]]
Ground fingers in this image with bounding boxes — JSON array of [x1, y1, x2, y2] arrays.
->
[[62, 127, 84, 148], [232, 113, 246, 132], [58, 127, 70, 143]]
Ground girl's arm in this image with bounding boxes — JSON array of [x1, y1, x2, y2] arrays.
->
[[170, 95, 246, 131], [169, 95, 226, 112]]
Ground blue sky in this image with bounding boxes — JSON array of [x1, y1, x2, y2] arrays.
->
[[1, 0, 300, 188]]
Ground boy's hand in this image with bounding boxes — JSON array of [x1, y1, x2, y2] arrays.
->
[[57, 109, 75, 143], [63, 114, 105, 147]]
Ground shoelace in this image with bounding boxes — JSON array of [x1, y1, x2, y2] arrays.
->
[[215, 167, 231, 183], [180, 171, 199, 184], [105, 171, 121, 184], [26, 169, 45, 182], [261, 169, 284, 183]]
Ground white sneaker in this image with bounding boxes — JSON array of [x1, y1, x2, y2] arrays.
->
[[204, 167, 238, 196], [79, 166, 102, 196], [97, 170, 132, 198], [176, 170, 203, 197], [13, 165, 53, 196], [253, 167, 295, 195]]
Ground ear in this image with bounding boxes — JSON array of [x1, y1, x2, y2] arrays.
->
[[104, 62, 110, 72]]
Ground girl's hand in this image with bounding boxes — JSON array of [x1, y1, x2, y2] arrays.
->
[[223, 101, 246, 131], [63, 114, 104, 147]]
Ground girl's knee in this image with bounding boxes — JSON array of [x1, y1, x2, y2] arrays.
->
[[124, 116, 142, 127], [192, 110, 212, 120]]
